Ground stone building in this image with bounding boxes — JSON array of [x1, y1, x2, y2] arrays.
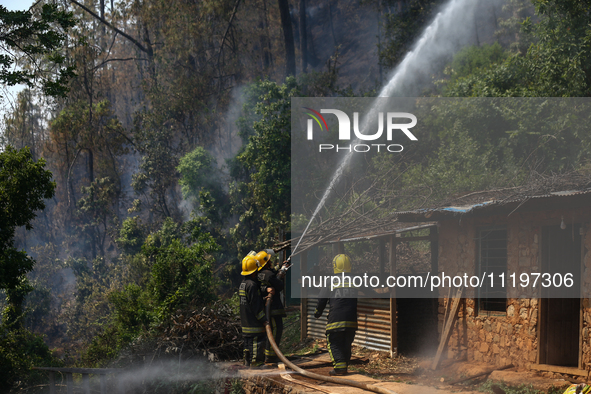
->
[[395, 185, 591, 375]]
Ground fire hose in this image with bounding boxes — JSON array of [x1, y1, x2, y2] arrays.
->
[[264, 296, 398, 394]]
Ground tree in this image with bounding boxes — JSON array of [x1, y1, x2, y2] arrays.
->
[[0, 4, 76, 97], [177, 147, 229, 226], [299, 0, 308, 73], [379, 0, 445, 71], [0, 146, 55, 327], [443, 0, 591, 97], [1, 89, 45, 159], [277, 0, 296, 77], [231, 78, 298, 253], [47, 100, 128, 259]]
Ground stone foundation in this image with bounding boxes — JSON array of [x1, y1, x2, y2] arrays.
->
[[436, 207, 591, 371]]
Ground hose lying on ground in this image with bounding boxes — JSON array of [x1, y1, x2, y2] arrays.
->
[[264, 296, 398, 394]]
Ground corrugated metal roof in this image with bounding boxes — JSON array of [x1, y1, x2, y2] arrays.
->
[[395, 188, 591, 220]]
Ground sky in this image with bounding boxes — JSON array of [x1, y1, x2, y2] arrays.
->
[[0, 0, 36, 122], [2, 0, 34, 11]]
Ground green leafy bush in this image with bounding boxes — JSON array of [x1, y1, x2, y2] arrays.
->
[[0, 327, 59, 391]]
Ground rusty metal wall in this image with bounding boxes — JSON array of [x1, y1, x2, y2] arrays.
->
[[306, 298, 391, 352]]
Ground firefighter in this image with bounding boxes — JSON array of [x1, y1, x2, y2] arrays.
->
[[239, 251, 269, 367], [255, 249, 287, 366], [313, 254, 357, 376]]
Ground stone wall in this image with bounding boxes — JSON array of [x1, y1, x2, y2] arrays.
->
[[436, 207, 591, 370]]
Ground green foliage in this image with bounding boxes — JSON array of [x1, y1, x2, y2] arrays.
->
[[75, 218, 221, 365], [109, 284, 151, 336], [149, 237, 218, 315], [231, 77, 299, 254], [445, 43, 508, 83], [495, 0, 536, 55], [379, 0, 445, 70], [0, 326, 59, 392], [64, 257, 120, 348], [117, 216, 147, 255], [228, 379, 245, 394], [444, 1, 591, 97], [77, 177, 119, 257], [2, 277, 34, 329], [177, 147, 229, 226], [0, 146, 55, 328], [132, 110, 180, 219], [0, 4, 76, 97], [178, 147, 217, 200], [400, 115, 517, 202]]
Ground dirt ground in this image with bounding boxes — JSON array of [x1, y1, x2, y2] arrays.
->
[[239, 340, 585, 394]]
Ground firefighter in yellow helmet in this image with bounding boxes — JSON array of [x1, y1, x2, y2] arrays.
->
[[314, 254, 357, 376], [239, 251, 268, 367], [255, 249, 287, 366]]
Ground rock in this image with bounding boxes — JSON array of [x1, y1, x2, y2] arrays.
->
[[507, 305, 515, 317]]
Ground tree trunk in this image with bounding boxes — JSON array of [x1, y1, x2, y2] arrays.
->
[[87, 148, 94, 184], [299, 0, 307, 73], [277, 0, 296, 77], [329, 0, 336, 49]]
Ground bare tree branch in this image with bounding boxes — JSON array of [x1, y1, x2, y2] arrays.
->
[[70, 0, 151, 55], [216, 0, 241, 66]]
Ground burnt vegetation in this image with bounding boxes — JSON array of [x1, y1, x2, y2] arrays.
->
[[2, 0, 591, 391]]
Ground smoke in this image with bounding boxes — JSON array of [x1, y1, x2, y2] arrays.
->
[[209, 85, 246, 166], [93, 359, 292, 392]]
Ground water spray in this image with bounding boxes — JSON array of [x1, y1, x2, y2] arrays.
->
[[287, 0, 490, 265]]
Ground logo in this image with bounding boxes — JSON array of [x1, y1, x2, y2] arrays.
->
[[304, 108, 417, 153], [303, 108, 329, 138]]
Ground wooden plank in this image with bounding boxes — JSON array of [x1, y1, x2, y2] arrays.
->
[[300, 251, 308, 342], [431, 286, 463, 370], [66, 373, 73, 394], [529, 364, 587, 377], [580, 226, 585, 370], [100, 374, 107, 394], [83, 373, 90, 394], [442, 287, 452, 334], [49, 371, 55, 394], [396, 235, 431, 242], [278, 364, 339, 394], [430, 226, 438, 274], [389, 235, 398, 357], [379, 238, 386, 275]]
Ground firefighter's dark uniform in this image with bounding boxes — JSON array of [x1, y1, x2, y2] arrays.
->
[[258, 267, 286, 363], [314, 282, 358, 374], [239, 276, 267, 366]]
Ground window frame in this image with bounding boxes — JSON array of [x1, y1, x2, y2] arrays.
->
[[476, 226, 508, 315]]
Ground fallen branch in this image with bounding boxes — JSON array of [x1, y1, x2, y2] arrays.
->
[[449, 364, 514, 385]]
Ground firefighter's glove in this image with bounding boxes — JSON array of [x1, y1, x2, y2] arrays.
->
[[277, 261, 290, 280], [314, 311, 322, 319]]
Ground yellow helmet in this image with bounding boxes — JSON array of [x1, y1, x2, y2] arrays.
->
[[333, 254, 351, 274], [241, 251, 260, 276], [255, 249, 275, 270]]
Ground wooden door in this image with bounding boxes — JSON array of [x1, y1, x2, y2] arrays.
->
[[540, 224, 581, 367]]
